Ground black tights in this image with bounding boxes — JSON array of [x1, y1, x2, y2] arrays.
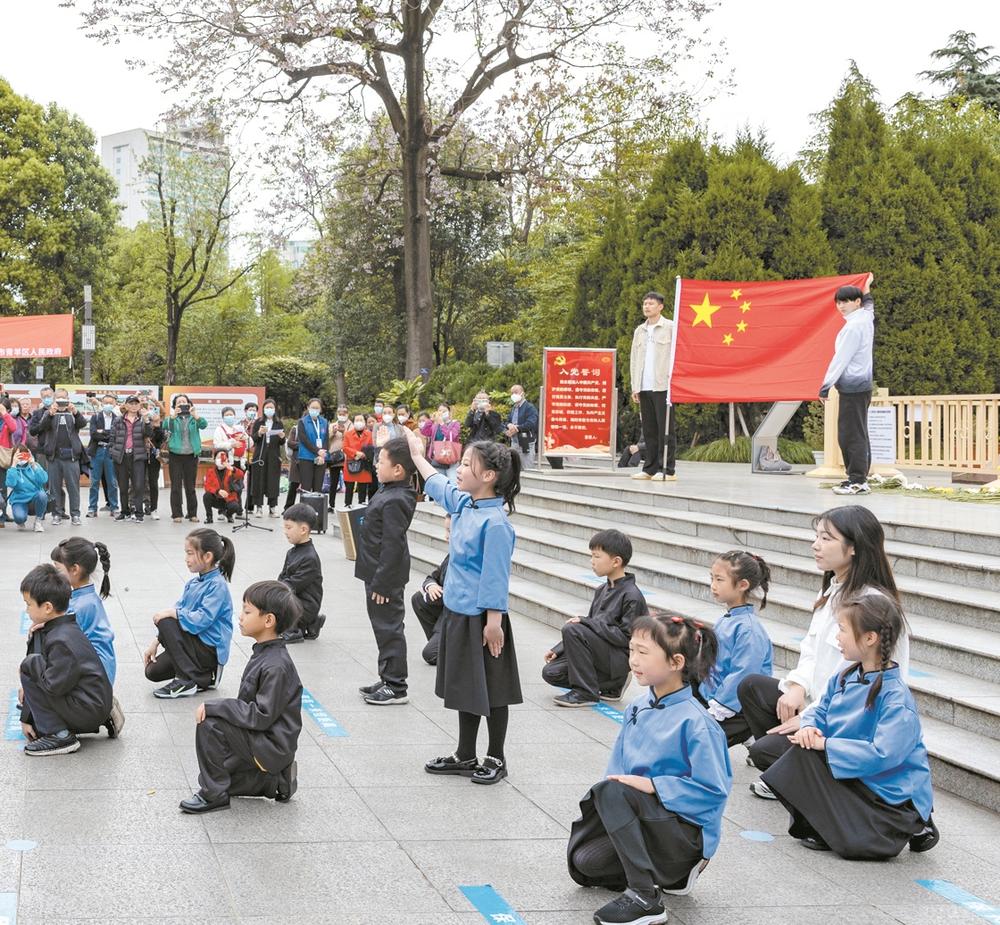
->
[[456, 707, 509, 762]]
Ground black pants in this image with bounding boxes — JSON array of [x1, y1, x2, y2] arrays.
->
[[410, 591, 443, 665], [327, 465, 342, 509], [365, 582, 407, 694], [692, 689, 753, 748], [145, 457, 160, 512], [20, 655, 112, 736], [569, 779, 703, 895], [541, 622, 630, 700], [301, 460, 325, 493], [251, 459, 281, 509], [145, 617, 218, 688], [738, 674, 794, 771], [169, 454, 199, 518], [344, 481, 370, 506], [284, 481, 299, 510], [762, 745, 925, 860], [203, 492, 241, 522], [195, 715, 283, 801], [838, 389, 871, 485], [638, 391, 676, 476], [115, 452, 146, 517]]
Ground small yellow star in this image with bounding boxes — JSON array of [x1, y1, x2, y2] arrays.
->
[[722, 333, 734, 346], [740, 301, 751, 313], [730, 288, 742, 300], [737, 320, 748, 333], [690, 293, 722, 328]]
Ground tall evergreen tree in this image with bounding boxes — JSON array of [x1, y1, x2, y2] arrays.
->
[[922, 30, 1000, 113]]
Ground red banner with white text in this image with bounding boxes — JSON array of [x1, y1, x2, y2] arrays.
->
[[0, 314, 74, 359]]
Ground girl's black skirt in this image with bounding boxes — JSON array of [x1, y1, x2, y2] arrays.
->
[[435, 607, 522, 716]]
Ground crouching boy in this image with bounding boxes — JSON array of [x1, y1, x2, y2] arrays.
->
[[180, 580, 304, 814], [19, 564, 113, 755]]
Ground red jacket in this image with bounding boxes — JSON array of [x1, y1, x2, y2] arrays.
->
[[204, 466, 243, 498], [342, 427, 373, 484]]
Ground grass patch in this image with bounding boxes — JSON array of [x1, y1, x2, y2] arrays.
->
[[679, 436, 815, 464]]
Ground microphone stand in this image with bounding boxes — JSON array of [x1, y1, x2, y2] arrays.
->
[[233, 437, 272, 534]]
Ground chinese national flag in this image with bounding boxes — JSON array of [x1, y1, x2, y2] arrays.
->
[[669, 274, 870, 403]]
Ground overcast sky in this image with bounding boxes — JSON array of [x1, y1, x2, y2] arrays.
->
[[2, 0, 998, 237]]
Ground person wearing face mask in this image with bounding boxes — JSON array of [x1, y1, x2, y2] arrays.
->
[[374, 405, 404, 450], [296, 399, 329, 493], [163, 394, 209, 523], [239, 403, 259, 514], [250, 399, 286, 517], [202, 450, 244, 523], [110, 396, 153, 523], [85, 394, 121, 519], [464, 391, 504, 445], [30, 389, 87, 526], [28, 387, 57, 475], [343, 414, 374, 506], [143, 402, 166, 520], [0, 396, 27, 528], [325, 406, 350, 512], [213, 407, 250, 471], [504, 385, 538, 468], [420, 402, 461, 481], [5, 445, 48, 531]]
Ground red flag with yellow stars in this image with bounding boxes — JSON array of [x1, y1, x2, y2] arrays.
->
[[669, 274, 871, 402]]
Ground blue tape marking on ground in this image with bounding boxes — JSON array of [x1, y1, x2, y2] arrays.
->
[[0, 891, 16, 924], [4, 692, 25, 742], [740, 830, 775, 842], [460, 885, 528, 925], [300, 689, 349, 737], [590, 701, 624, 724], [4, 841, 35, 852], [917, 880, 1000, 922], [909, 669, 934, 679], [18, 612, 29, 636]]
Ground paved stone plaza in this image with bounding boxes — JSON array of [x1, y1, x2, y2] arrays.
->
[[1, 473, 999, 924]]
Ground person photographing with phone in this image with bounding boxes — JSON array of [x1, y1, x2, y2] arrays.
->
[[163, 394, 208, 523], [29, 389, 87, 526]]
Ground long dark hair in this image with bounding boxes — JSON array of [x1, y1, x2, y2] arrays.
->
[[51, 537, 112, 599], [812, 506, 898, 610], [715, 550, 771, 609], [837, 593, 907, 709], [467, 440, 522, 513], [186, 528, 236, 581], [631, 613, 718, 686]]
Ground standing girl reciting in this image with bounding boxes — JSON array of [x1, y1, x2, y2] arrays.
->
[[404, 428, 522, 785]]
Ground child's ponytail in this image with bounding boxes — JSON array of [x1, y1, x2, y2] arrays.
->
[[716, 549, 771, 609], [50, 537, 111, 598], [468, 440, 522, 513], [94, 541, 112, 599], [186, 528, 237, 582], [631, 613, 719, 686]]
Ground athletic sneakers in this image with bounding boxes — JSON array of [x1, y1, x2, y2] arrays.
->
[[358, 680, 382, 696], [153, 679, 199, 699], [363, 684, 408, 705], [748, 779, 777, 800], [593, 888, 666, 925], [601, 673, 632, 702], [198, 667, 223, 692], [650, 472, 665, 481], [179, 793, 230, 814], [33, 518, 44, 533], [71, 515, 82, 525], [554, 690, 599, 708], [630, 472, 652, 480], [832, 481, 871, 495], [105, 697, 126, 738], [660, 859, 709, 896], [24, 731, 81, 756]]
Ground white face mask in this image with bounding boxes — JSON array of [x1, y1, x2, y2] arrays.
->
[[337, 415, 348, 423], [440, 411, 450, 422], [397, 414, 408, 423], [476, 400, 488, 411], [354, 421, 365, 431], [382, 413, 395, 424], [510, 392, 523, 403]]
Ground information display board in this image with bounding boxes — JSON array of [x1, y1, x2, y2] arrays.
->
[[540, 348, 617, 463], [162, 386, 266, 447]]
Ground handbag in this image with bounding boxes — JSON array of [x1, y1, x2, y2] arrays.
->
[[346, 458, 365, 475], [0, 445, 13, 469], [429, 439, 462, 466]]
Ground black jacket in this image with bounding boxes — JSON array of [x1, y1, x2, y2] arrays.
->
[[30, 408, 87, 460], [505, 400, 539, 451], [109, 414, 153, 463], [354, 479, 417, 595], [203, 638, 302, 774], [552, 572, 648, 657], [464, 409, 504, 444], [278, 540, 323, 625], [89, 411, 117, 448], [250, 416, 286, 466], [20, 612, 113, 727]]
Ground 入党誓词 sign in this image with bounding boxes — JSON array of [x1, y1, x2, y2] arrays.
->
[[541, 348, 616, 457]]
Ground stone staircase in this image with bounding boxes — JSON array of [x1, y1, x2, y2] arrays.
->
[[396, 469, 1000, 813]]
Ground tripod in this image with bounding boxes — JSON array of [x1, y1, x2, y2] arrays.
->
[[232, 458, 272, 534]]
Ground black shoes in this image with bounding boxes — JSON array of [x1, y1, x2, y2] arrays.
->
[[909, 817, 940, 853], [593, 888, 666, 925], [276, 760, 298, 802], [153, 679, 199, 699], [179, 793, 230, 814], [471, 755, 507, 785], [358, 680, 382, 695], [24, 731, 80, 756], [799, 835, 831, 852], [424, 753, 480, 776], [105, 697, 126, 738], [554, 690, 599, 708], [363, 684, 409, 705], [282, 628, 306, 644], [303, 614, 326, 640], [284, 615, 327, 644]]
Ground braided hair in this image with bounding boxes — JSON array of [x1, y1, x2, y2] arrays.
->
[[466, 440, 522, 513], [714, 550, 771, 609], [51, 537, 112, 599], [631, 613, 718, 686], [837, 593, 907, 709]]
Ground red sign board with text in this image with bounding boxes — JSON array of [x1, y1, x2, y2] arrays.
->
[[541, 348, 616, 456], [0, 315, 73, 359]]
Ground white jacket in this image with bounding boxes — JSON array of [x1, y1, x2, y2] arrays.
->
[[780, 578, 910, 711], [630, 316, 673, 394]]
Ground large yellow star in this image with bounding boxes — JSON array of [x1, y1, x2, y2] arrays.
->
[[730, 288, 742, 300], [690, 293, 722, 328], [737, 320, 748, 333], [740, 301, 751, 314], [722, 333, 734, 346]]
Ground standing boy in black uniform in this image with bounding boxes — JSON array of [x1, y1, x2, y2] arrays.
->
[[542, 529, 648, 706], [18, 564, 114, 755], [181, 580, 304, 814], [278, 503, 326, 643], [356, 437, 417, 705], [410, 515, 451, 666]]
